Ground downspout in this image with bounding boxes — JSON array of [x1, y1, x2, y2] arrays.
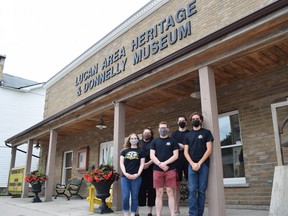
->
[[5, 141, 40, 159]]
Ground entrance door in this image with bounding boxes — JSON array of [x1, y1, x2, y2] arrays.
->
[[62, 150, 73, 184]]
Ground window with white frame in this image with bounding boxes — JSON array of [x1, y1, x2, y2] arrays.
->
[[61, 150, 73, 184], [218, 111, 246, 185], [99, 133, 143, 166], [99, 141, 114, 165]]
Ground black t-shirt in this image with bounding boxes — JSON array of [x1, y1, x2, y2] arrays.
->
[[171, 129, 190, 157], [150, 136, 179, 171], [183, 128, 214, 167], [140, 139, 152, 163], [171, 129, 190, 144], [120, 147, 145, 175]]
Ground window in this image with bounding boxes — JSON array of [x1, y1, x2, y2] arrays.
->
[[218, 111, 246, 185], [99, 133, 142, 165], [61, 151, 73, 184], [99, 141, 114, 165]]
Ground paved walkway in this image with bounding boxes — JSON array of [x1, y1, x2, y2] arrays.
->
[[0, 195, 269, 216]]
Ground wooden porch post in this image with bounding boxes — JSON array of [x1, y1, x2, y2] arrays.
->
[[112, 102, 125, 211], [44, 129, 58, 201], [199, 66, 226, 216], [9, 146, 16, 169], [7, 146, 17, 189], [22, 139, 33, 198]]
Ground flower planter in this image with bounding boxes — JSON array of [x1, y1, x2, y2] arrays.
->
[[31, 182, 42, 203], [24, 170, 48, 203], [91, 180, 114, 214]]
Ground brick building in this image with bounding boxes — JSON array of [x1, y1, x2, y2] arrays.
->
[[5, 0, 288, 214]]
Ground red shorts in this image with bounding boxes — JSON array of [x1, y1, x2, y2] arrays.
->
[[153, 169, 177, 189]]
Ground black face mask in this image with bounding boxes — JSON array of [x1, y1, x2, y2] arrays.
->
[[192, 120, 200, 127], [143, 134, 151, 140], [178, 122, 186, 128]]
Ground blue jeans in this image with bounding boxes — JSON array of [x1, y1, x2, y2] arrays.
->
[[188, 163, 209, 216], [121, 176, 142, 213]]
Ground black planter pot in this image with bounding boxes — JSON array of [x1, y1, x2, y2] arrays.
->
[[91, 180, 114, 214], [31, 182, 42, 203]]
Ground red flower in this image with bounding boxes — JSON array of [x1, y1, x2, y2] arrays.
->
[[24, 170, 48, 185], [84, 164, 120, 183]]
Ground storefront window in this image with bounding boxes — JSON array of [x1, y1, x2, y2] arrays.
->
[[219, 111, 246, 184]]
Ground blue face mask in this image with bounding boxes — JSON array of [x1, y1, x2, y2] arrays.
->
[[159, 128, 168, 136], [130, 139, 138, 145]]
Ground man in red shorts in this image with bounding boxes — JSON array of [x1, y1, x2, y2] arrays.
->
[[150, 121, 179, 216]]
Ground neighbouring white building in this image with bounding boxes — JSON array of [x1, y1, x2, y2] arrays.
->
[[4, 1, 288, 213], [0, 55, 45, 191]]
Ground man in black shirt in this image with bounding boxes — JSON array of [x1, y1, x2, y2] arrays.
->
[[171, 116, 189, 216], [184, 112, 213, 216]]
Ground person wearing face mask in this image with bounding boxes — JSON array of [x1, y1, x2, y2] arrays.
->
[[150, 121, 179, 216], [120, 133, 146, 216], [171, 116, 190, 216], [183, 112, 213, 216], [136, 128, 156, 216]]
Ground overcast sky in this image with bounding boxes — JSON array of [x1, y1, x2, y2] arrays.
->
[[0, 0, 151, 82]]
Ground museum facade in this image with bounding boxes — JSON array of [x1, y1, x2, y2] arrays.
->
[[5, 0, 288, 213]]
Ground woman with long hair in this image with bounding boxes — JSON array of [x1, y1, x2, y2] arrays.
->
[[120, 133, 145, 216]]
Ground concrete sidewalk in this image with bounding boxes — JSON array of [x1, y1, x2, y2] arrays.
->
[[0, 195, 269, 216]]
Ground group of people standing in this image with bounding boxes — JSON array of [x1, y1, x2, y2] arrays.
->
[[119, 111, 214, 216]]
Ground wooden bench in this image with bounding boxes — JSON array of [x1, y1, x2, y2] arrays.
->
[[54, 178, 84, 200]]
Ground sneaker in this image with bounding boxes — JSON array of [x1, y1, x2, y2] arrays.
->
[[135, 214, 140, 216], [147, 214, 152, 216]]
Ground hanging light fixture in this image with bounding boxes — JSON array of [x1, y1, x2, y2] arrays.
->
[[34, 142, 40, 149], [190, 79, 201, 99], [96, 115, 107, 129]]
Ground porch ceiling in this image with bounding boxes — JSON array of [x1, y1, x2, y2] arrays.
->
[[33, 37, 288, 144]]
